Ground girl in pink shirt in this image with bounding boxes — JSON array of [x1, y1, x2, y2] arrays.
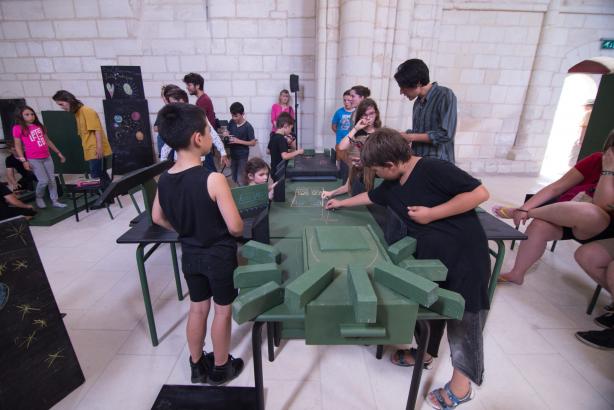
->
[[270, 89, 295, 132], [12, 106, 67, 209]]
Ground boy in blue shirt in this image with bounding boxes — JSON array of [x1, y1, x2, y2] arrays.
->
[[331, 90, 354, 182], [224, 102, 256, 186]]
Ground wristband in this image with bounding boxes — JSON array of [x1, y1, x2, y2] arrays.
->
[[18, 157, 26, 162], [601, 170, 614, 176]]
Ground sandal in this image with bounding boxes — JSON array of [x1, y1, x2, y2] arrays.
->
[[492, 205, 516, 219], [390, 348, 433, 369], [427, 382, 475, 410]]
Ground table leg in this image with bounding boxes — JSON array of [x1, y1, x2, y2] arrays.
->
[[273, 322, 281, 347], [376, 344, 384, 359], [71, 192, 79, 222], [170, 243, 183, 300], [267, 322, 275, 362], [136, 244, 158, 346], [487, 239, 505, 303], [84, 191, 89, 213], [252, 322, 265, 410], [406, 320, 430, 410]]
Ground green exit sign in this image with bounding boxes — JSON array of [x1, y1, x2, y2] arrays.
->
[[601, 39, 614, 50]]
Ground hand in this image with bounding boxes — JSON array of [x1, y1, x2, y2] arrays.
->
[[222, 130, 230, 137], [354, 118, 369, 131], [325, 199, 342, 210], [321, 190, 333, 199], [23, 161, 31, 171], [221, 155, 230, 167], [297, 148, 304, 155], [58, 153, 66, 163], [512, 209, 529, 226], [603, 147, 614, 170], [96, 145, 103, 159], [228, 136, 237, 144], [407, 206, 435, 224]]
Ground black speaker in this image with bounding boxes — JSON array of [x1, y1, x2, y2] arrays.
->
[[290, 74, 299, 92]]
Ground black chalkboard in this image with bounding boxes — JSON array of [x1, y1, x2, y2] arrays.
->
[[0, 217, 84, 410], [0, 98, 26, 142], [103, 99, 155, 175], [100, 66, 145, 100]]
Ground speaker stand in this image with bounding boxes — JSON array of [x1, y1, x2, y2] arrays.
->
[[293, 91, 299, 147]]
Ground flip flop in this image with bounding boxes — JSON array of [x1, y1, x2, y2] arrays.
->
[[390, 348, 433, 369], [492, 205, 516, 219], [427, 382, 475, 410], [497, 276, 510, 284]]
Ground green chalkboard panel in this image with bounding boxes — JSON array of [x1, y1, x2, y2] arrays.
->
[[0, 217, 85, 410], [579, 74, 614, 160], [231, 183, 268, 212], [41, 111, 89, 175], [0, 98, 26, 142]]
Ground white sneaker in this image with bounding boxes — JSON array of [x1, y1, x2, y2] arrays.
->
[[36, 198, 47, 208], [52, 201, 67, 208]]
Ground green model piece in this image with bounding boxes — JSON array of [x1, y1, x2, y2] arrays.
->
[[232, 281, 284, 324], [303, 148, 315, 157], [428, 288, 465, 320], [285, 262, 334, 310], [386, 236, 417, 264], [339, 323, 386, 338], [347, 265, 377, 323], [240, 240, 281, 264], [315, 226, 370, 251], [233, 263, 282, 288], [324, 148, 330, 156], [373, 261, 439, 307], [397, 259, 448, 282]]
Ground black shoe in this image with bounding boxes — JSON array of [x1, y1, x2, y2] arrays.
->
[[594, 312, 614, 329], [207, 354, 244, 385], [575, 328, 614, 350], [604, 302, 614, 312], [189, 352, 210, 384]]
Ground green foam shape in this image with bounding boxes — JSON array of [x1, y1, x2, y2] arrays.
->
[[232, 281, 284, 324], [428, 288, 465, 320], [303, 148, 315, 156], [240, 240, 281, 264], [284, 262, 334, 310], [387, 236, 417, 264], [397, 259, 448, 282], [339, 323, 386, 338], [347, 265, 377, 323], [315, 226, 370, 251], [233, 263, 282, 288], [373, 261, 439, 307]]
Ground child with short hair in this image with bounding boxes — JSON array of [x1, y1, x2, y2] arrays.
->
[[267, 112, 303, 181], [12, 106, 67, 208], [152, 103, 244, 385], [224, 102, 256, 186], [245, 157, 277, 200], [4, 140, 37, 192], [331, 90, 354, 145], [325, 128, 491, 410]]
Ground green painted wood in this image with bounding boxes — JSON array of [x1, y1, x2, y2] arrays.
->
[[339, 323, 386, 338], [41, 111, 90, 175], [428, 288, 465, 320], [315, 226, 370, 251], [231, 183, 269, 212], [347, 265, 377, 323], [284, 262, 334, 310], [240, 240, 281, 264], [303, 148, 315, 157], [232, 281, 284, 324], [387, 236, 417, 264], [233, 263, 282, 288], [373, 262, 439, 307], [397, 259, 448, 282]]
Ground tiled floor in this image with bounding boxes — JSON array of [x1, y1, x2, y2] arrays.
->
[[39, 175, 614, 410]]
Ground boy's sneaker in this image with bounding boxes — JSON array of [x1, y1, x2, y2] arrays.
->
[[207, 354, 244, 385], [52, 201, 67, 208], [594, 312, 614, 329], [189, 352, 210, 384], [36, 198, 46, 208], [575, 328, 614, 350]]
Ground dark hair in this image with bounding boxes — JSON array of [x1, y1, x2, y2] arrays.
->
[[164, 87, 188, 103], [355, 98, 382, 129], [52, 90, 83, 112], [361, 128, 412, 167], [276, 112, 294, 129], [394, 59, 430, 88], [230, 102, 244, 115], [604, 129, 614, 152], [343, 89, 351, 97], [183, 72, 204, 90], [14, 105, 47, 137], [350, 85, 371, 98], [157, 103, 208, 150], [245, 157, 270, 180], [162, 84, 181, 98]]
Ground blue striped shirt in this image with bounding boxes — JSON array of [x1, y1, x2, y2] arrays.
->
[[409, 82, 457, 163]]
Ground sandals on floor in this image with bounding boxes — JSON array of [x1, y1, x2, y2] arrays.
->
[[492, 205, 516, 219], [427, 382, 475, 410], [390, 348, 433, 369]]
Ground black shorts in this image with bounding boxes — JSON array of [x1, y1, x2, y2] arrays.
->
[[182, 245, 238, 305], [562, 216, 614, 244]]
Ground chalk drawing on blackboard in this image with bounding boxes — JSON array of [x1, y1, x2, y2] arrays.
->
[[6, 223, 28, 245], [45, 349, 65, 368], [16, 303, 40, 320], [13, 259, 28, 271], [0, 283, 8, 310], [33, 319, 48, 328], [101, 66, 145, 100], [15, 330, 38, 349]]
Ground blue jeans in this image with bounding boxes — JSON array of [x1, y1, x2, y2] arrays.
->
[[156, 134, 165, 158], [88, 158, 111, 185], [231, 157, 248, 186], [203, 153, 216, 172]]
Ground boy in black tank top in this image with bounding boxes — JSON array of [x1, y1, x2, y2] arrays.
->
[[152, 103, 244, 385]]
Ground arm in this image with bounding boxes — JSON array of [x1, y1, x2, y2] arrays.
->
[[230, 138, 257, 147], [43, 134, 65, 162], [94, 130, 104, 159], [271, 105, 278, 128], [5, 192, 34, 210], [408, 185, 490, 224], [331, 124, 337, 133], [207, 172, 244, 237], [325, 191, 372, 210], [6, 168, 18, 190], [208, 120, 227, 157], [593, 149, 614, 211], [404, 92, 457, 145], [281, 148, 303, 160], [339, 118, 369, 150], [524, 168, 584, 210], [321, 179, 349, 199], [13, 138, 31, 171], [152, 191, 175, 231], [401, 132, 430, 143]]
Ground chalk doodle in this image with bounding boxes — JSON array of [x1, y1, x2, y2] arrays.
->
[[15, 330, 37, 350], [45, 349, 64, 368], [289, 186, 338, 224], [5, 223, 28, 245], [16, 304, 40, 320], [12, 259, 28, 271], [100, 66, 145, 100]]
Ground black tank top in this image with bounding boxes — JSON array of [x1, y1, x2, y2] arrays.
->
[[158, 166, 235, 254]]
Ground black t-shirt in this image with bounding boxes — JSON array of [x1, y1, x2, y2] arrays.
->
[[0, 184, 11, 209], [268, 132, 289, 180], [228, 120, 255, 159], [368, 157, 490, 312], [5, 154, 27, 175]]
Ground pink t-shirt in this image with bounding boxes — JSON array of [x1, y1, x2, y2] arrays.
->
[[12, 124, 50, 159], [271, 103, 295, 132]]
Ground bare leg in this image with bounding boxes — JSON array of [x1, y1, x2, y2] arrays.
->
[[211, 302, 232, 366], [575, 240, 614, 294], [501, 219, 563, 284], [528, 202, 610, 240], [186, 299, 211, 362]]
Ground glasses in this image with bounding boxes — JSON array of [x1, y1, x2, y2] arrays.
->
[[362, 112, 376, 118]]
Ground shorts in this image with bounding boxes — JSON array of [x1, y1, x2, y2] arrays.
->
[[181, 246, 238, 305], [562, 216, 614, 244]]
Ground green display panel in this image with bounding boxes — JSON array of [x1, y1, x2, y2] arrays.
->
[[41, 111, 89, 175], [231, 184, 268, 212], [578, 74, 614, 160]]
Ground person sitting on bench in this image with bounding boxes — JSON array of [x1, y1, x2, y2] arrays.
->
[[0, 183, 36, 221]]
